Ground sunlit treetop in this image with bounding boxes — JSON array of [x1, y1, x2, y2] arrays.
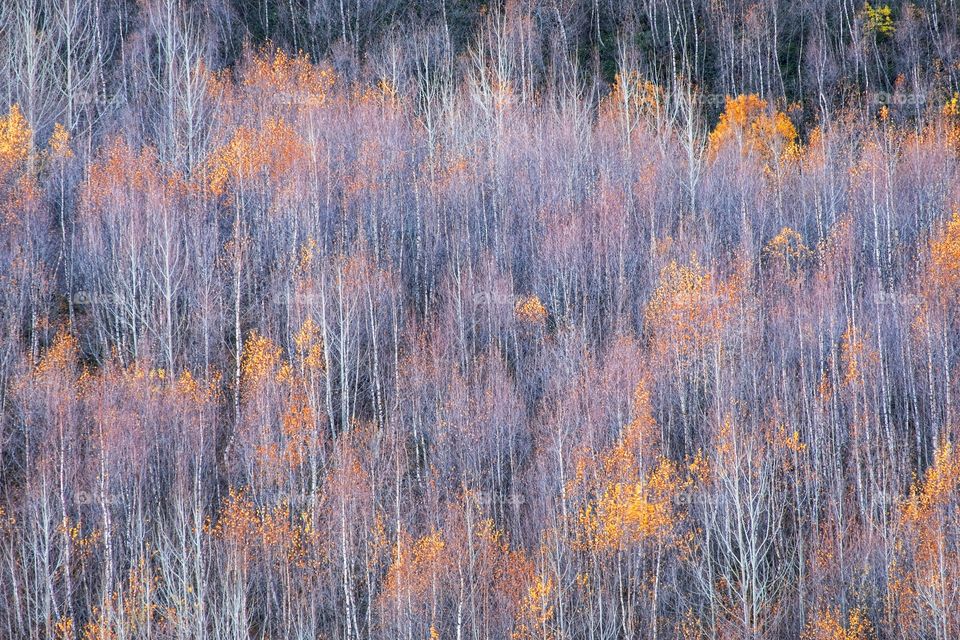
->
[[602, 71, 664, 126], [354, 78, 401, 110], [294, 318, 325, 373], [861, 2, 895, 38], [241, 47, 336, 110], [644, 258, 741, 360], [241, 330, 282, 390], [205, 118, 307, 198], [47, 123, 72, 161], [512, 574, 556, 640], [944, 93, 960, 117], [82, 138, 186, 215], [902, 441, 960, 524], [926, 211, 960, 302], [515, 295, 548, 325], [764, 226, 813, 274], [708, 94, 799, 165], [34, 330, 79, 379], [205, 487, 319, 567], [382, 528, 448, 601], [0, 104, 32, 175], [840, 324, 878, 388], [575, 456, 687, 552], [0, 103, 39, 222], [802, 606, 876, 640]]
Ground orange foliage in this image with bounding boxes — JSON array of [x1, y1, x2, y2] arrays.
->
[[48, 123, 72, 160], [644, 258, 740, 360], [35, 330, 79, 378], [0, 104, 32, 174], [206, 487, 321, 568], [205, 118, 307, 198], [765, 226, 812, 271], [82, 138, 186, 218], [240, 330, 281, 390], [602, 71, 663, 127], [0, 103, 40, 223], [887, 441, 960, 637], [382, 528, 449, 602], [925, 211, 960, 306], [903, 442, 960, 523], [515, 294, 548, 325], [572, 379, 688, 552], [242, 48, 336, 110], [294, 317, 326, 372], [80, 556, 159, 640], [840, 325, 878, 388], [802, 607, 876, 640], [512, 574, 556, 640], [576, 457, 686, 551], [54, 617, 75, 640], [708, 94, 799, 165]]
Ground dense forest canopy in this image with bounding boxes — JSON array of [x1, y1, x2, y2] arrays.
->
[[2, 1, 960, 639]]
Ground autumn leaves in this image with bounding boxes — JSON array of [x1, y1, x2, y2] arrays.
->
[[6, 33, 960, 639]]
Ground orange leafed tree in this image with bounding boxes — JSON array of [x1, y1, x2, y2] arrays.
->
[[644, 257, 741, 364], [802, 607, 876, 640], [708, 94, 799, 167], [204, 118, 308, 199], [889, 441, 960, 638]]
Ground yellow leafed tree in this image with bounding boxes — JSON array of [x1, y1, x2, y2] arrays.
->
[[708, 94, 799, 166]]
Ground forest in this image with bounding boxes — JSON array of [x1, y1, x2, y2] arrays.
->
[[2, 0, 960, 638]]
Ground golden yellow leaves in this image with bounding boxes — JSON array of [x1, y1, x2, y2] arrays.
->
[[206, 487, 320, 568], [78, 556, 159, 640], [173, 369, 218, 404], [82, 138, 186, 216], [0, 103, 41, 222], [644, 258, 740, 361], [355, 78, 401, 110], [802, 607, 876, 640], [942, 95, 960, 152], [765, 226, 812, 271], [602, 378, 659, 475], [54, 617, 75, 640], [243, 323, 326, 392], [708, 94, 799, 165], [512, 575, 556, 640], [603, 71, 663, 126], [945, 93, 960, 117], [886, 441, 960, 637], [243, 48, 336, 110], [572, 383, 689, 553], [515, 295, 548, 325], [205, 118, 307, 197], [298, 236, 318, 272], [205, 49, 331, 199], [576, 457, 685, 552], [861, 3, 895, 38], [48, 123, 72, 160], [902, 441, 960, 525], [927, 211, 960, 302], [239, 323, 325, 477], [840, 326, 867, 387], [0, 104, 32, 173], [241, 330, 282, 390], [382, 528, 448, 602], [294, 317, 325, 372], [35, 330, 79, 378], [380, 514, 534, 638]]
